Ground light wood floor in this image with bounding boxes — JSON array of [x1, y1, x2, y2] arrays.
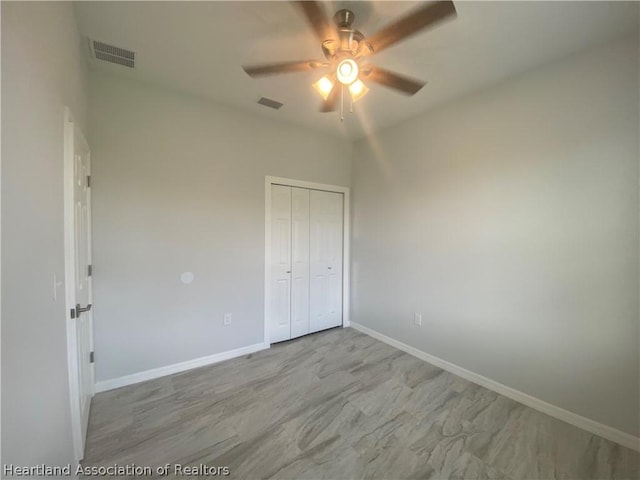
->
[[84, 327, 639, 479]]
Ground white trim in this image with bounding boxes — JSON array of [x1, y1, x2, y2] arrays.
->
[[264, 180, 272, 345], [264, 176, 351, 346], [95, 342, 269, 393], [342, 189, 351, 328], [350, 321, 640, 452]]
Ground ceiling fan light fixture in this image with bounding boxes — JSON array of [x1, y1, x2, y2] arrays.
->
[[349, 79, 369, 102], [243, 1, 456, 117], [336, 58, 358, 85], [312, 75, 334, 100]]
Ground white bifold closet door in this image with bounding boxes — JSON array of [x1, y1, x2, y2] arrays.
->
[[309, 190, 344, 333], [269, 185, 293, 343], [269, 185, 343, 343], [290, 187, 311, 339]]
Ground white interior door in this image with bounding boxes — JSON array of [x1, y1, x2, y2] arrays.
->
[[268, 183, 344, 343], [64, 109, 94, 460], [309, 190, 344, 333], [290, 187, 310, 339], [269, 185, 292, 343]]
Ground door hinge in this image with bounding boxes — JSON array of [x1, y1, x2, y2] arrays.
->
[[87, 175, 91, 188], [88, 264, 92, 277], [90, 351, 95, 363]]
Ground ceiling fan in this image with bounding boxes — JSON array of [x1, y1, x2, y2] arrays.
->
[[242, 1, 457, 120]]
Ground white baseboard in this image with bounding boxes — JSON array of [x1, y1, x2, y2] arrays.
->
[[350, 322, 639, 452], [95, 342, 270, 393]]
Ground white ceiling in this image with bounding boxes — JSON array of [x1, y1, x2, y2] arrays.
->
[[75, 1, 639, 139]]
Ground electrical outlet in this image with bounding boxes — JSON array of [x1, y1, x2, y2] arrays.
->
[[223, 313, 232, 326], [414, 313, 422, 327]]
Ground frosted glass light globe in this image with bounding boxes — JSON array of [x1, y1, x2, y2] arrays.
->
[[336, 59, 358, 85]]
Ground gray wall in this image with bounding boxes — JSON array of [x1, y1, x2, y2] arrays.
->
[[89, 73, 351, 382], [351, 36, 639, 436], [1, 1, 89, 466]]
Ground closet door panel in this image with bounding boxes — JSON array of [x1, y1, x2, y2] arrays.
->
[[269, 185, 292, 343], [309, 190, 344, 333], [290, 187, 310, 339]]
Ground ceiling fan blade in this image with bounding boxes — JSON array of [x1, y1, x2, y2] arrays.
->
[[319, 83, 340, 112], [291, 1, 335, 43], [242, 60, 327, 77], [360, 1, 456, 55], [362, 66, 426, 95]]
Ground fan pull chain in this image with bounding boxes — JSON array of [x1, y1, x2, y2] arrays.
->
[[350, 91, 353, 113]]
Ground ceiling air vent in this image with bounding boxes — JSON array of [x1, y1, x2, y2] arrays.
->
[[89, 39, 135, 68], [257, 97, 283, 110]]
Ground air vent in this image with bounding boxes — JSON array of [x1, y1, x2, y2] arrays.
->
[[257, 97, 283, 110], [89, 39, 135, 68]]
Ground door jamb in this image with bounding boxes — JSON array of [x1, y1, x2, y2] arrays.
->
[[264, 176, 350, 346]]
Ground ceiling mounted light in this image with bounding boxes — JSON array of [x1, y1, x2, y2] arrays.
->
[[336, 58, 358, 85], [348, 79, 369, 102], [312, 75, 334, 100]]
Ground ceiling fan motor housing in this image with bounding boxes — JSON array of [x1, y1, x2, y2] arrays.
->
[[320, 9, 363, 59]]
